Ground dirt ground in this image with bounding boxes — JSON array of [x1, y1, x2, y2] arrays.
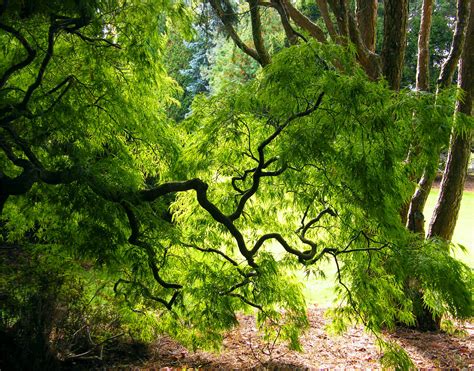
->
[[86, 306, 473, 369]]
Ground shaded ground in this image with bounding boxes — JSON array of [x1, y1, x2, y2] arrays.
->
[[74, 306, 473, 369]]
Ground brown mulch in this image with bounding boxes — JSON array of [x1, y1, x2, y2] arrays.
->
[[97, 306, 473, 369]]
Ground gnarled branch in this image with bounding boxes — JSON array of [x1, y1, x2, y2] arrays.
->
[[208, 0, 263, 65], [0, 22, 37, 89]]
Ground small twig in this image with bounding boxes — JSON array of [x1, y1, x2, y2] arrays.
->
[[66, 332, 124, 360], [228, 293, 263, 310]]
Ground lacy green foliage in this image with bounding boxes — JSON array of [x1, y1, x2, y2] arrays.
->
[[180, 40, 470, 346], [378, 339, 415, 370], [453, 110, 474, 137], [1, 0, 189, 174], [183, 41, 414, 240], [328, 235, 473, 334], [1, 1, 190, 250], [1, 2, 471, 364], [413, 239, 473, 319], [113, 244, 308, 350], [404, 88, 456, 178], [253, 253, 309, 351]]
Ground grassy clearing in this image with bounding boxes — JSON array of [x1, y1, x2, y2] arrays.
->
[[301, 190, 474, 305], [425, 190, 474, 268]]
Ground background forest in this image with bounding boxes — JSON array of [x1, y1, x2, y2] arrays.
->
[[0, 0, 473, 369]]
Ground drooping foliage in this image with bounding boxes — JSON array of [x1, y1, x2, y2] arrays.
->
[[0, 0, 472, 368], [179, 41, 472, 335]]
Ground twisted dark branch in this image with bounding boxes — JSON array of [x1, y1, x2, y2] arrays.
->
[[220, 277, 251, 295], [208, 0, 263, 65], [181, 241, 247, 274], [297, 207, 336, 237], [309, 230, 389, 264], [0, 22, 37, 89], [140, 178, 256, 266], [229, 93, 324, 222], [20, 21, 58, 108], [41, 75, 75, 114], [114, 278, 179, 310], [331, 252, 362, 318], [121, 202, 182, 292], [231, 166, 258, 194], [250, 232, 317, 260], [66, 29, 121, 49], [228, 293, 263, 310], [2, 126, 42, 168]]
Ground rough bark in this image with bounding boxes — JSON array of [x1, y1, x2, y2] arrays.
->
[[428, 134, 472, 240], [406, 0, 434, 235], [248, 0, 271, 66], [415, 0, 433, 92], [315, 0, 339, 42], [208, 0, 263, 65], [271, 0, 299, 45], [438, 0, 472, 89], [347, 12, 382, 80], [407, 170, 435, 234], [282, 0, 327, 42], [381, 0, 409, 90], [327, 0, 349, 40], [428, 0, 474, 240], [407, 0, 471, 233], [321, 0, 382, 79], [356, 0, 378, 51]]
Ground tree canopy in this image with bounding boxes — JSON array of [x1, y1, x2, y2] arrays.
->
[[1, 0, 473, 368]]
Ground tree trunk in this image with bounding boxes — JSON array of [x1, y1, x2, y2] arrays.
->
[[406, 0, 434, 235], [428, 0, 474, 240], [437, 0, 472, 89], [415, 0, 433, 92], [327, 0, 350, 40], [283, 0, 327, 42], [406, 0, 471, 332], [381, 0, 409, 90], [356, 0, 378, 52], [407, 169, 436, 234], [248, 0, 271, 66], [407, 0, 471, 234], [316, 0, 339, 42]]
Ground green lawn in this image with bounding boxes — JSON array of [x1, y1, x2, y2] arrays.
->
[[301, 190, 474, 305], [425, 190, 474, 268]]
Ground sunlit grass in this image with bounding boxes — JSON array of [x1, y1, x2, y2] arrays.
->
[[425, 190, 474, 268], [301, 190, 474, 305]]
